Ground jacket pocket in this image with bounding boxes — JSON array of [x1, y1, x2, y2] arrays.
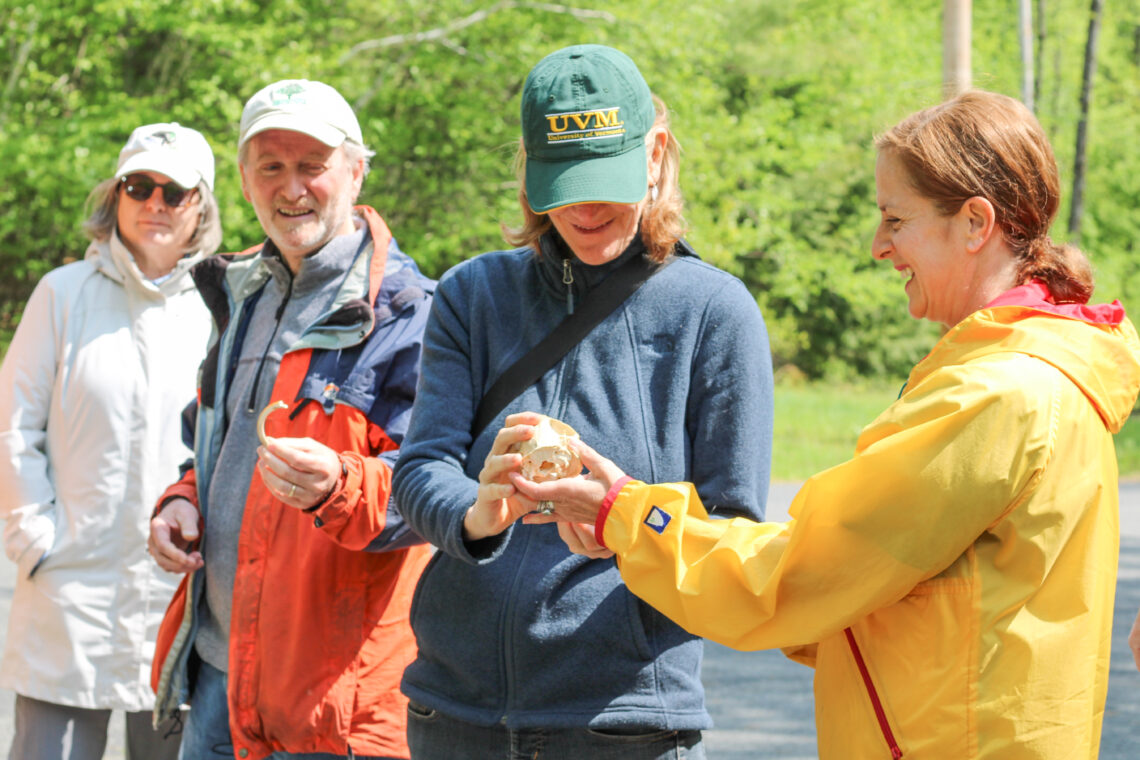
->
[[23, 513, 63, 579], [407, 549, 440, 627], [626, 590, 655, 661], [8, 510, 55, 579], [404, 552, 507, 709]]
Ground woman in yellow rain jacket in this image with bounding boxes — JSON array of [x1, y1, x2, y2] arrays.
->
[[505, 90, 1140, 759]]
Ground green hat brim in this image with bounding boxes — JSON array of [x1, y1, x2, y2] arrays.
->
[[526, 146, 648, 214]]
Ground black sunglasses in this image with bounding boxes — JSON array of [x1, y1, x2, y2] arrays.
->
[[120, 174, 197, 207]]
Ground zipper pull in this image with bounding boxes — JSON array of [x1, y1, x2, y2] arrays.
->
[[562, 258, 574, 315]]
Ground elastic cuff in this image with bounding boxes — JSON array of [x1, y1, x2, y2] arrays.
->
[[154, 494, 182, 519], [306, 458, 348, 514], [594, 475, 633, 549]]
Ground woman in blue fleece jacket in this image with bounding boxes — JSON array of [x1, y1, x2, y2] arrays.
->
[[392, 44, 774, 760]]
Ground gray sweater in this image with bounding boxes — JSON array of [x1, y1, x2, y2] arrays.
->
[[196, 225, 367, 670]]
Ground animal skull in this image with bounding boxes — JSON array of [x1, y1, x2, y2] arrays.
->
[[512, 415, 583, 483]]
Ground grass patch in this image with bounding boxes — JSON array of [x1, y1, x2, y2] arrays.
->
[[1114, 413, 1140, 480], [773, 381, 1140, 481], [771, 381, 900, 481]]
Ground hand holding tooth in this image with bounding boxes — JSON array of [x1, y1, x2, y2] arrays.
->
[[254, 401, 340, 511], [257, 434, 343, 512]]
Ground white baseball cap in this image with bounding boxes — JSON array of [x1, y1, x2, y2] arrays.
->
[[238, 79, 363, 150], [115, 122, 215, 190]]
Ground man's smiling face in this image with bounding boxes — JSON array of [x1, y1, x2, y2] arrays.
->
[[239, 129, 363, 266]]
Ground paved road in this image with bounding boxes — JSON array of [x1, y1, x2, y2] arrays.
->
[[2, 481, 1138, 758]]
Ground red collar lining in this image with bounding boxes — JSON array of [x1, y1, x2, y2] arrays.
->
[[985, 280, 1124, 326]]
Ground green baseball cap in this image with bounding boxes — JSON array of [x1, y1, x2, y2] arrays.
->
[[521, 44, 655, 213]]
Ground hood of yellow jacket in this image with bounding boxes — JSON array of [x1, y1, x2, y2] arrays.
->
[[908, 303, 1140, 434]]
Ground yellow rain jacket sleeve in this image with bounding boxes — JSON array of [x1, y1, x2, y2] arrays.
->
[[604, 356, 1051, 649], [600, 303, 1140, 760]]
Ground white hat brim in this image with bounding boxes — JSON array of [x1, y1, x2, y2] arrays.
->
[[116, 155, 203, 190], [239, 114, 348, 149]]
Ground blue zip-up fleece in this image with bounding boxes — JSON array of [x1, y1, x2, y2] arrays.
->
[[393, 233, 774, 730]]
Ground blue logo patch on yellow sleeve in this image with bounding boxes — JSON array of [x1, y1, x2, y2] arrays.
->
[[644, 506, 671, 534]]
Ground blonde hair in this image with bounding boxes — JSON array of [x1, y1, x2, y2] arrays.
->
[[875, 90, 1092, 303], [82, 176, 223, 257], [504, 95, 686, 263]]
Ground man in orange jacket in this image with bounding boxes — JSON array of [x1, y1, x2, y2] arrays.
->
[[147, 79, 434, 760]]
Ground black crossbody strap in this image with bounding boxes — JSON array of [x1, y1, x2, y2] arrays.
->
[[471, 251, 676, 438]]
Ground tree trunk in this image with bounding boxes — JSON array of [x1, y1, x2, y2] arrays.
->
[[1034, 0, 1047, 110], [1, 18, 39, 128], [1069, 0, 1104, 243], [1019, 0, 1035, 109], [943, 0, 972, 98]]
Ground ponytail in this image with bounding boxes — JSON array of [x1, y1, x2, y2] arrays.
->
[[1016, 236, 1094, 304]]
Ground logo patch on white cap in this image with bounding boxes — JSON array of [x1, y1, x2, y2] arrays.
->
[[115, 122, 215, 190], [644, 506, 671, 535], [239, 79, 363, 149], [270, 82, 307, 105]]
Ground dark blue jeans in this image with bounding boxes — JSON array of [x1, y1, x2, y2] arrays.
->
[[182, 660, 398, 759], [406, 700, 705, 760]]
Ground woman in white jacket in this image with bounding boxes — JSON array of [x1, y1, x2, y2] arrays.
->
[[0, 122, 221, 759]]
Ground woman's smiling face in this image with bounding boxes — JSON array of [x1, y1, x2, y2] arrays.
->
[[547, 200, 645, 266], [872, 150, 973, 328]]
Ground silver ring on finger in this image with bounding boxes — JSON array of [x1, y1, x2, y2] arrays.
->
[[537, 500, 555, 515], [288, 483, 297, 498]]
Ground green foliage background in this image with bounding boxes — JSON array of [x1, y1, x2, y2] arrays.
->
[[2, 0, 1138, 380]]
